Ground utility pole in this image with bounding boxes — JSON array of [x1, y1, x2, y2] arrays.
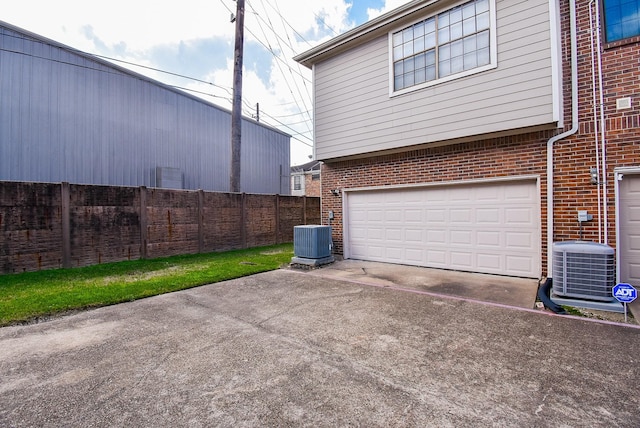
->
[[230, 0, 245, 193]]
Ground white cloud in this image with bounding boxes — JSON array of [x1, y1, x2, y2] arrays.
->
[[367, 0, 409, 20]]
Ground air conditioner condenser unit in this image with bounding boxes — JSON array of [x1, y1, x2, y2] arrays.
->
[[552, 241, 615, 302], [292, 225, 334, 266]]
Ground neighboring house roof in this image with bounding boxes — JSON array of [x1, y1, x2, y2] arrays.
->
[[294, 0, 440, 68], [290, 160, 322, 174]]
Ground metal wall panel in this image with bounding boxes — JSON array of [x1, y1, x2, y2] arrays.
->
[[0, 23, 290, 194]]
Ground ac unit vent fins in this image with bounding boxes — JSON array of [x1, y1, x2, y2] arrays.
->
[[552, 241, 615, 302], [294, 225, 332, 259]]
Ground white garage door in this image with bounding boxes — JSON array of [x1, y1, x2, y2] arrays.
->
[[345, 180, 540, 277], [618, 172, 640, 288]]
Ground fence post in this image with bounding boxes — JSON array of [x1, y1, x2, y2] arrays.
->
[[241, 192, 247, 248], [275, 194, 281, 244], [303, 196, 307, 225], [198, 189, 204, 253], [61, 182, 71, 268], [140, 186, 148, 259]]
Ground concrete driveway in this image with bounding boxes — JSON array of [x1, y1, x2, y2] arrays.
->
[[1, 264, 639, 427]]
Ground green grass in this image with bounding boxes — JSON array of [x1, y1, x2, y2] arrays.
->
[[0, 244, 294, 326]]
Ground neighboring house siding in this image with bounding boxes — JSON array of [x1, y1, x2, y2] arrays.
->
[[314, 0, 557, 160], [0, 23, 290, 194], [291, 174, 305, 196]]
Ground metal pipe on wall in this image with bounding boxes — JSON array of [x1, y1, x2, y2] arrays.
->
[[547, 0, 578, 278]]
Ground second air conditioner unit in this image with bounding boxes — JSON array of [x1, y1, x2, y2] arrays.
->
[[552, 241, 615, 302]]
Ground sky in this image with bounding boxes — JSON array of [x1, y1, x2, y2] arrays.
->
[[2, 0, 410, 166]]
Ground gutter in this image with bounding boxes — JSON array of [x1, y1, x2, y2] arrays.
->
[[546, 0, 578, 278]]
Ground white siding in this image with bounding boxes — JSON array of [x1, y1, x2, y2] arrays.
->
[[314, 0, 557, 160]]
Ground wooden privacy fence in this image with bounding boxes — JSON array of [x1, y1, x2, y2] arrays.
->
[[0, 181, 321, 274]]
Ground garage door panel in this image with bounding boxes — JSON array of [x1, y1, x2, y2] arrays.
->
[[386, 247, 403, 260], [427, 230, 447, 243], [477, 208, 501, 223], [366, 246, 385, 258], [505, 182, 536, 200], [451, 230, 473, 245], [405, 248, 424, 262], [427, 209, 446, 222], [450, 209, 472, 223], [405, 209, 423, 222], [477, 231, 501, 247], [386, 228, 403, 241], [626, 206, 640, 222], [476, 186, 500, 201], [450, 251, 473, 269], [505, 207, 535, 224], [346, 180, 540, 277], [629, 235, 640, 251], [350, 209, 368, 222], [405, 229, 423, 242], [367, 228, 384, 240], [506, 255, 534, 275], [368, 210, 384, 222], [425, 189, 448, 202], [385, 209, 402, 222], [619, 173, 640, 286], [477, 254, 502, 271], [505, 231, 534, 248]]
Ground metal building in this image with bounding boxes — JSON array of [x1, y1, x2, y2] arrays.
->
[[0, 21, 290, 194]]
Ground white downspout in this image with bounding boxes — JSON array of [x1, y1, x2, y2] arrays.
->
[[593, 1, 609, 244], [589, 0, 603, 243], [547, 0, 578, 278]]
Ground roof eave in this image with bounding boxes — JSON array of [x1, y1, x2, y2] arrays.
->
[[294, 0, 441, 68]]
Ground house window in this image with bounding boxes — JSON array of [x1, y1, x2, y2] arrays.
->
[[603, 0, 640, 43], [294, 175, 301, 190], [312, 173, 320, 181], [391, 0, 493, 93]]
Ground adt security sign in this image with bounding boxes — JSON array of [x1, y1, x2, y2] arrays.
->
[[613, 283, 637, 303]]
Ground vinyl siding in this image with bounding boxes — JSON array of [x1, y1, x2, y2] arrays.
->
[[0, 24, 290, 194], [314, 0, 557, 160]]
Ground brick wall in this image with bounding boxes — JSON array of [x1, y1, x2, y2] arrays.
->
[[304, 173, 321, 197], [0, 181, 320, 274], [320, 0, 640, 277]]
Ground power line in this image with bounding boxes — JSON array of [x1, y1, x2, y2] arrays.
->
[[217, 0, 312, 85], [246, 0, 312, 136], [1, 33, 235, 96], [254, 0, 313, 134]]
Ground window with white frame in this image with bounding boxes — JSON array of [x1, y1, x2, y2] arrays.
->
[[293, 175, 302, 190], [391, 0, 493, 93]]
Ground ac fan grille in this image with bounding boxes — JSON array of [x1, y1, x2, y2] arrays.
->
[[294, 226, 332, 259], [553, 243, 615, 302]]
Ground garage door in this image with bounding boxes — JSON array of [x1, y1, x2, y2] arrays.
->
[[345, 180, 540, 277], [618, 172, 640, 287]]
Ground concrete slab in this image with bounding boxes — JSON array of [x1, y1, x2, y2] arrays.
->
[[305, 259, 540, 309], [1, 269, 639, 427]]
